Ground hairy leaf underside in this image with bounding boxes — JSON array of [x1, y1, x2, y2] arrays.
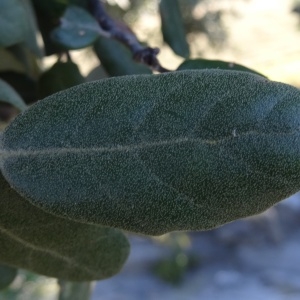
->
[[1, 70, 300, 235]]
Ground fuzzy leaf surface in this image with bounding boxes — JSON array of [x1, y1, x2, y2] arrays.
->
[[1, 70, 300, 235], [0, 174, 129, 281]]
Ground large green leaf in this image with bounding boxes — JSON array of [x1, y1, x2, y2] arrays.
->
[[94, 37, 151, 76], [0, 0, 29, 47], [0, 79, 27, 111], [0, 264, 17, 290], [0, 174, 129, 281], [51, 6, 101, 50], [1, 70, 300, 235], [178, 58, 266, 77], [159, 0, 190, 58], [38, 61, 85, 99]]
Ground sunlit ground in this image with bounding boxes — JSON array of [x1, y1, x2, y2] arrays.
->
[[215, 0, 300, 86]]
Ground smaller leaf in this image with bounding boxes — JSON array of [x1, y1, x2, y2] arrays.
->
[[22, 0, 44, 58], [51, 5, 102, 50], [94, 37, 152, 76], [178, 58, 266, 77], [0, 79, 27, 111], [38, 61, 85, 98], [0, 264, 17, 290], [0, 48, 25, 74], [32, 0, 66, 56], [70, 0, 89, 9], [0, 0, 42, 57], [86, 65, 108, 82], [159, 0, 190, 58], [0, 72, 37, 104], [0, 174, 129, 281], [0, 0, 29, 47], [9, 44, 41, 80]]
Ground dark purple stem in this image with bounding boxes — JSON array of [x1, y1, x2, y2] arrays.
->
[[88, 0, 170, 72]]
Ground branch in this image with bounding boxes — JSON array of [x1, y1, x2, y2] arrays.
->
[[88, 0, 170, 72]]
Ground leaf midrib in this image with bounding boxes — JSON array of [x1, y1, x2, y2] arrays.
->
[[0, 130, 298, 160]]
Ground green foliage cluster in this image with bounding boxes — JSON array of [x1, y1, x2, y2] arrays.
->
[[1, 0, 300, 299]]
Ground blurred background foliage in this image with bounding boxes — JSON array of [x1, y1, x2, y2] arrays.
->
[[2, 0, 300, 299], [0, 270, 58, 300], [3, 0, 300, 122]]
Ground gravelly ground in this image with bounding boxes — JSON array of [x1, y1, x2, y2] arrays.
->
[[92, 195, 300, 300]]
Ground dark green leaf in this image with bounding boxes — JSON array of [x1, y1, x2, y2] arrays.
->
[[38, 61, 85, 98], [22, 0, 44, 57], [178, 58, 266, 77], [1, 70, 300, 235], [32, 0, 68, 56], [0, 174, 129, 281], [0, 79, 27, 111], [51, 6, 101, 50], [0, 48, 25, 74], [0, 264, 17, 290], [94, 37, 151, 76], [159, 0, 190, 58], [35, 19, 63, 57], [0, 0, 42, 56], [0, 0, 29, 47], [8, 44, 41, 80], [0, 72, 37, 104]]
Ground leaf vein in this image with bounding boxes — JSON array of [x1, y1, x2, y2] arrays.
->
[[0, 226, 99, 277], [1, 131, 298, 160]]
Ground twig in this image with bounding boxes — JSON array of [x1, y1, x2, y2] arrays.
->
[[88, 0, 171, 72]]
